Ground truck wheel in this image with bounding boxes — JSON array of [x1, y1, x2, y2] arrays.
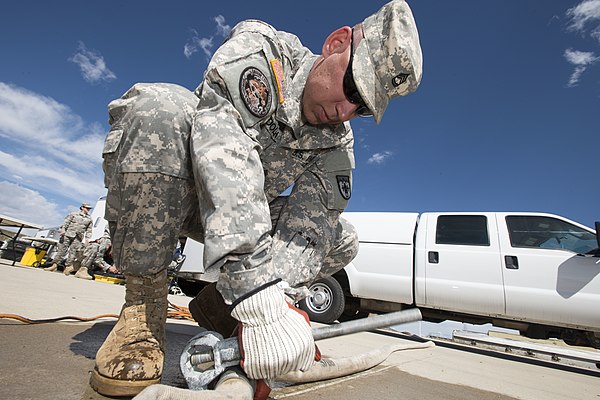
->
[[298, 276, 345, 324]]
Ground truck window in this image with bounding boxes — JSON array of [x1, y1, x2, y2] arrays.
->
[[506, 216, 597, 254], [436, 215, 490, 246]]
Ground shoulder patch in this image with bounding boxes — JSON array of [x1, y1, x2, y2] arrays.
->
[[270, 59, 285, 103], [239, 67, 272, 118], [336, 175, 352, 200], [392, 73, 410, 87]]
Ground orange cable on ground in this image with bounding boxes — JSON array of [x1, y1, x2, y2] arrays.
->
[[0, 301, 194, 324], [0, 313, 119, 324], [167, 301, 195, 321]]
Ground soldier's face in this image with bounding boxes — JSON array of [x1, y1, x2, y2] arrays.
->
[[302, 27, 363, 125]]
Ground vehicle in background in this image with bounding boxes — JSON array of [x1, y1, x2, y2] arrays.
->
[[0, 237, 31, 261], [90, 197, 600, 349], [30, 227, 61, 262], [298, 212, 600, 350], [0, 227, 60, 263], [90, 196, 109, 241]]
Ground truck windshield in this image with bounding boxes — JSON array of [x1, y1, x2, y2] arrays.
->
[[506, 216, 597, 254]]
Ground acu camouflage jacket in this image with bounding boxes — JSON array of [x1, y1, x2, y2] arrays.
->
[[62, 210, 92, 241], [193, 20, 356, 301]]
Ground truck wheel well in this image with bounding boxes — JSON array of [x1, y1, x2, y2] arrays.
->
[[332, 270, 351, 294]]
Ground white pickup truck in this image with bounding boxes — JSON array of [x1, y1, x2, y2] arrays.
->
[[91, 197, 600, 349], [295, 212, 600, 350]]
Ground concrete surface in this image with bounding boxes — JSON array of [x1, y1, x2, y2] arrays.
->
[[1, 259, 599, 400]]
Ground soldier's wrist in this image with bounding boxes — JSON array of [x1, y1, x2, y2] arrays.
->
[[216, 262, 278, 305]]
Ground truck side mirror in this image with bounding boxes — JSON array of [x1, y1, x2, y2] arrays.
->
[[596, 222, 600, 249]]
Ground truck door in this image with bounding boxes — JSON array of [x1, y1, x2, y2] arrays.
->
[[422, 213, 505, 316], [500, 214, 600, 330]]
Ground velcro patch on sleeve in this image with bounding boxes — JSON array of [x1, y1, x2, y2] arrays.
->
[[270, 59, 285, 104]]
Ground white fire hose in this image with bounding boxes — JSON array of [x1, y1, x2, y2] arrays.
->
[[134, 309, 434, 400]]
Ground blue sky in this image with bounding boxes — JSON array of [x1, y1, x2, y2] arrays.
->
[[1, 0, 599, 231]]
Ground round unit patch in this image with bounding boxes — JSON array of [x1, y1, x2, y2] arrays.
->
[[239, 67, 271, 118]]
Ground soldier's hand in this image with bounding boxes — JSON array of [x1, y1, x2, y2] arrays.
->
[[231, 282, 315, 380]]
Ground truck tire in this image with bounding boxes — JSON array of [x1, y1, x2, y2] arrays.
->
[[298, 276, 345, 323]]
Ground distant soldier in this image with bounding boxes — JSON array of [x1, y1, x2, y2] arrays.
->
[[44, 202, 93, 274], [77, 226, 118, 280]]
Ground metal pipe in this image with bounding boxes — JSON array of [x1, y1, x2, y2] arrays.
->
[[312, 308, 422, 341], [190, 308, 423, 367]]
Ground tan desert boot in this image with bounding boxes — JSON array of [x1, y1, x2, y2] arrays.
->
[[63, 265, 75, 275], [43, 263, 58, 272], [74, 267, 93, 280], [90, 270, 168, 397]]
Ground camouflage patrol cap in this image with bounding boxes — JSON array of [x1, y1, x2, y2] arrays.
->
[[353, 0, 422, 124], [80, 202, 92, 209]]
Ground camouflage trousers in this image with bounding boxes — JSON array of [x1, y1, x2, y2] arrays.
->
[[81, 242, 112, 272], [104, 172, 358, 299], [104, 172, 197, 278], [52, 235, 83, 267]]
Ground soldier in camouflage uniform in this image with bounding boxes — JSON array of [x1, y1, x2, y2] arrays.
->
[[78, 226, 118, 280], [44, 202, 93, 273], [91, 1, 422, 397]]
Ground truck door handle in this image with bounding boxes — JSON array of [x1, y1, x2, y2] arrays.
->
[[428, 251, 439, 264], [505, 255, 519, 269]]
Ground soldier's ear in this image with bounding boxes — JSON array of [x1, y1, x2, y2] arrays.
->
[[322, 26, 352, 58]]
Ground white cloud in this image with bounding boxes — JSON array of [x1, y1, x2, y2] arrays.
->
[[69, 41, 117, 84], [214, 15, 231, 37], [565, 48, 599, 65], [184, 15, 231, 60], [0, 83, 106, 170], [564, 1, 600, 86], [367, 151, 393, 165], [0, 82, 106, 225], [184, 31, 214, 59], [0, 150, 102, 199], [567, 0, 600, 35], [564, 48, 600, 86], [567, 65, 588, 86], [0, 181, 64, 228]]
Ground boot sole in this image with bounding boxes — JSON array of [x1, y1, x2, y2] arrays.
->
[[89, 369, 159, 397]]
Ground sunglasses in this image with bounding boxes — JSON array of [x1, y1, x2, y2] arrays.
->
[[343, 29, 373, 117]]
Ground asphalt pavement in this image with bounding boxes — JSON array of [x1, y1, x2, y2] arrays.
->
[[1, 259, 599, 400]]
